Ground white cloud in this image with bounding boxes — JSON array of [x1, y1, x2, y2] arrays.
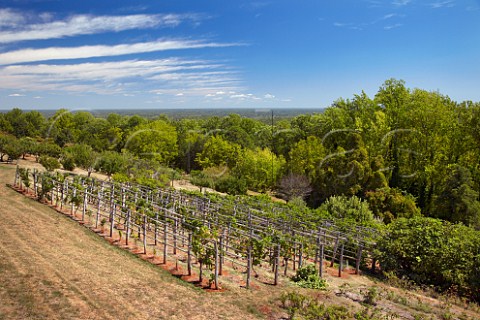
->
[[264, 93, 275, 99], [8, 93, 25, 97], [384, 23, 403, 30], [0, 58, 243, 96], [0, 9, 25, 27], [429, 1, 455, 9], [392, 0, 412, 6], [0, 12, 202, 43], [0, 39, 242, 65]]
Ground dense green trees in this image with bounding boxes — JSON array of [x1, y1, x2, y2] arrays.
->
[[1, 78, 480, 229]]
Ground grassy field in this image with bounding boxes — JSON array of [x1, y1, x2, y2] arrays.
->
[[1, 162, 480, 320]]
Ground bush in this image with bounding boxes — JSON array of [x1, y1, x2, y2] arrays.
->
[[378, 216, 480, 301], [280, 291, 349, 319], [215, 174, 247, 195], [39, 156, 61, 172], [291, 264, 327, 290]]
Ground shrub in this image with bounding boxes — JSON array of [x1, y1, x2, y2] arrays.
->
[[39, 156, 61, 172], [291, 264, 327, 290], [378, 216, 480, 301]]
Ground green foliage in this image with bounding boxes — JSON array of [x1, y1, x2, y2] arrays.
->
[[124, 119, 178, 165], [365, 187, 420, 223], [196, 135, 241, 169], [291, 264, 328, 289], [378, 216, 480, 300], [214, 173, 247, 195], [434, 165, 480, 228], [320, 195, 377, 228], [280, 291, 349, 319], [95, 151, 128, 176], [60, 154, 75, 171], [40, 156, 61, 172]]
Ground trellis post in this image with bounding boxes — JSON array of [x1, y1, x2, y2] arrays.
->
[[319, 243, 324, 278], [187, 233, 192, 276], [355, 245, 363, 274], [338, 243, 344, 278], [125, 209, 131, 246], [109, 203, 116, 238], [143, 215, 148, 254], [214, 240, 219, 290], [163, 209, 168, 264], [274, 243, 280, 285]]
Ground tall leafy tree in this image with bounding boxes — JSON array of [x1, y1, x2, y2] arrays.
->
[[124, 119, 178, 165]]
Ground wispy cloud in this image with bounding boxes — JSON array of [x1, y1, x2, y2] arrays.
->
[[384, 23, 403, 30], [8, 93, 25, 97], [0, 9, 26, 27], [0, 11, 202, 43], [0, 39, 243, 65], [429, 1, 455, 9], [0, 59, 243, 96], [392, 0, 412, 6]]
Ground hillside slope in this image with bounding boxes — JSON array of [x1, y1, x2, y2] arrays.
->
[[0, 164, 268, 320]]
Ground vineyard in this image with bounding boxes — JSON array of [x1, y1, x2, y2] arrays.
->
[[12, 166, 379, 290]]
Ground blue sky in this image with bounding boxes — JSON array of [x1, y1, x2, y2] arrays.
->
[[0, 0, 479, 110]]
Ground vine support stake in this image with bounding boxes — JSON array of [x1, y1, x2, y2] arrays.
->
[[187, 233, 192, 276], [219, 234, 224, 276], [109, 203, 116, 238], [246, 245, 252, 289], [214, 240, 219, 290], [82, 188, 87, 222], [163, 209, 168, 264], [338, 243, 344, 278], [126, 210, 131, 246], [95, 188, 101, 229], [154, 211, 159, 246], [143, 215, 147, 255], [274, 243, 280, 285], [14, 165, 19, 187], [355, 245, 363, 275], [319, 244, 324, 278]]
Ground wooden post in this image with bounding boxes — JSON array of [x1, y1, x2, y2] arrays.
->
[[154, 211, 159, 246], [33, 169, 38, 197], [187, 233, 192, 276], [355, 245, 363, 275], [95, 189, 101, 229], [173, 218, 177, 255], [219, 235, 224, 276], [274, 243, 280, 285], [338, 243, 344, 278], [125, 210, 131, 246], [143, 215, 147, 254], [163, 210, 168, 264], [71, 188, 76, 216], [319, 244, 324, 278], [330, 233, 340, 267], [82, 188, 87, 222], [246, 245, 252, 289], [298, 242, 303, 269], [214, 240, 219, 290], [14, 165, 19, 187], [109, 203, 116, 238]]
